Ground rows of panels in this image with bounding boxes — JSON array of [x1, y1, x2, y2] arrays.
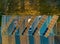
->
[[0, 15, 59, 44]]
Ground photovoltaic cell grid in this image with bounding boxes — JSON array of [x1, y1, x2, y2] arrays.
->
[[0, 15, 59, 44]]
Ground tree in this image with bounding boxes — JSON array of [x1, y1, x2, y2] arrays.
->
[[7, 0, 25, 13], [38, 0, 52, 15]]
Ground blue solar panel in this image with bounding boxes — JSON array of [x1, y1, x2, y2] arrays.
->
[[40, 36, 49, 44]]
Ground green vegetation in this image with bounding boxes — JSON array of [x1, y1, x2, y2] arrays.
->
[[39, 0, 60, 15], [57, 16, 60, 22], [0, 0, 60, 15]]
